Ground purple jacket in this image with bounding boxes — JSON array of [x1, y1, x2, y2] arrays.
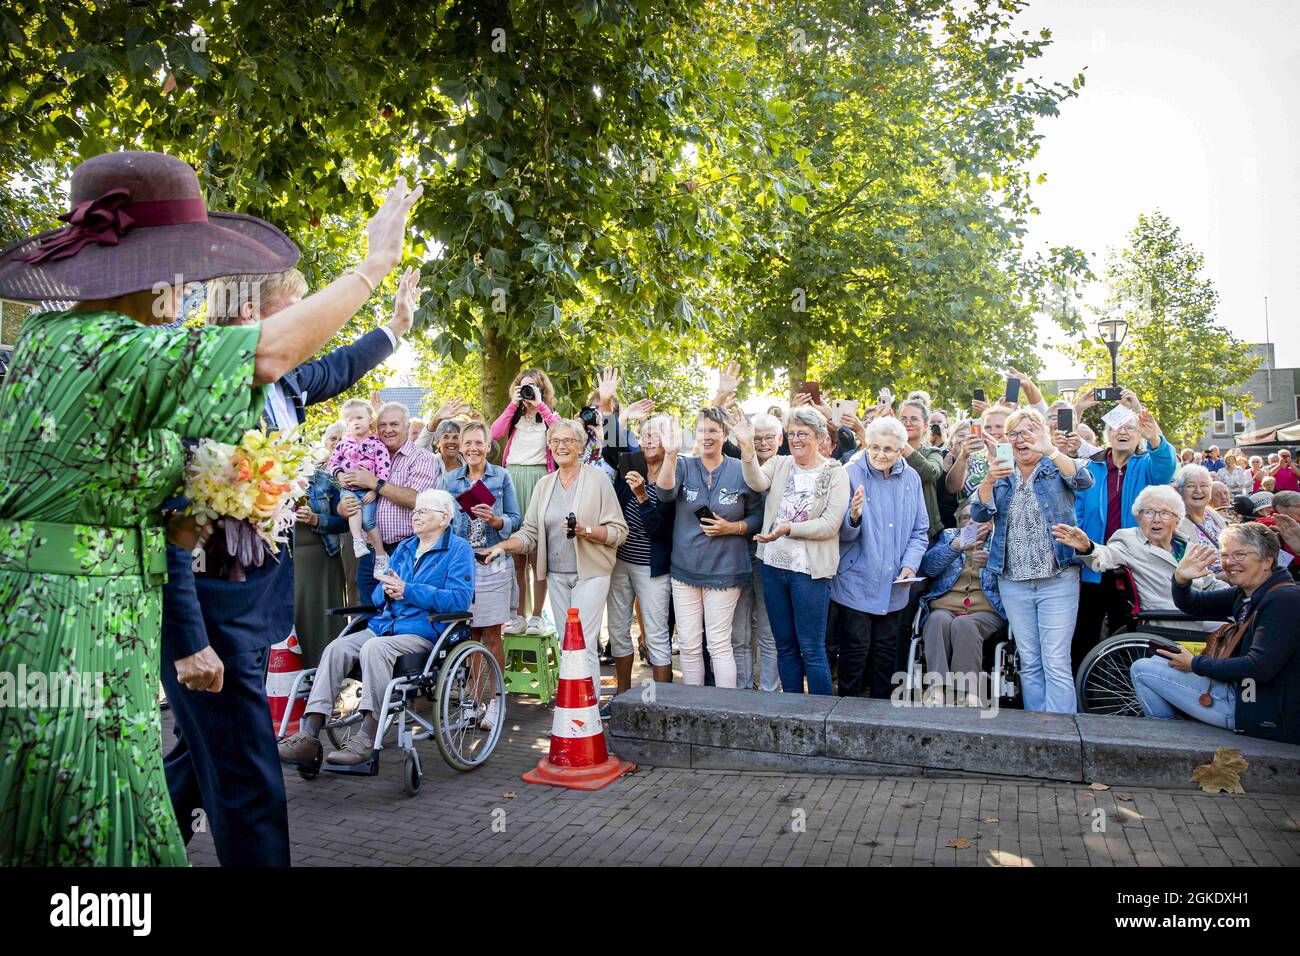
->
[[831, 452, 930, 615]]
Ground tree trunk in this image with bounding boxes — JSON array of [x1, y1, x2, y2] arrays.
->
[[788, 346, 808, 403], [480, 318, 520, 419]]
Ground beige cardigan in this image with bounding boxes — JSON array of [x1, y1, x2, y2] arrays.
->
[[508, 463, 627, 580], [741, 454, 849, 580]]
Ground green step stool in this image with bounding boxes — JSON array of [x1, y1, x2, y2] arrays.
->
[[502, 629, 562, 703]]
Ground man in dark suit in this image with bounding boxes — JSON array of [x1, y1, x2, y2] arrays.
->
[[160, 267, 418, 866]]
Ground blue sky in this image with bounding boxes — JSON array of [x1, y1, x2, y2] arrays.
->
[[1016, 0, 1300, 378]]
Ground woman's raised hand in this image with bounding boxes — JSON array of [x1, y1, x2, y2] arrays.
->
[[727, 408, 754, 447], [389, 266, 421, 336], [1050, 523, 1090, 552], [659, 418, 683, 455], [850, 484, 865, 521], [1175, 542, 1219, 584], [364, 176, 424, 276]]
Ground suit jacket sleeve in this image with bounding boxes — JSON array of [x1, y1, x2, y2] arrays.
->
[[291, 327, 396, 408], [161, 542, 211, 659]]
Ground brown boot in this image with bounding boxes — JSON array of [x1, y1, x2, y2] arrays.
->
[[277, 731, 322, 767], [324, 717, 376, 765]]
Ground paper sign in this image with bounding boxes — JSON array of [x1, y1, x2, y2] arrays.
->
[[455, 479, 496, 514], [1101, 405, 1138, 432], [957, 521, 985, 549], [893, 575, 927, 586]]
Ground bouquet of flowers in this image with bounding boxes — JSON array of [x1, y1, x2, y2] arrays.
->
[[185, 427, 319, 580]]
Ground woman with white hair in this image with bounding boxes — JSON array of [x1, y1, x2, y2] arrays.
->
[[1052, 484, 1227, 630], [732, 406, 849, 695], [1176, 463, 1228, 573], [483, 418, 628, 700], [828, 415, 930, 698], [278, 487, 475, 768]]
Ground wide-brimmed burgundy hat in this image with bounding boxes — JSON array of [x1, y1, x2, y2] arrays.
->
[[0, 151, 299, 301]]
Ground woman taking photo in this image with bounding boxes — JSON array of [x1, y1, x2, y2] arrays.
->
[[0, 152, 420, 865], [444, 421, 521, 730], [490, 368, 561, 636], [732, 407, 849, 696], [656, 406, 763, 688], [482, 419, 627, 699], [970, 408, 1093, 713]]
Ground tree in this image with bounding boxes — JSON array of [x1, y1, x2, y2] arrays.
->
[[1059, 210, 1259, 446]]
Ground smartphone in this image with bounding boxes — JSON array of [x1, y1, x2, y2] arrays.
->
[[1146, 640, 1166, 653], [970, 420, 983, 438], [694, 505, 715, 523], [796, 380, 822, 405], [995, 442, 1013, 465], [473, 550, 490, 564], [973, 388, 986, 404], [831, 398, 859, 426], [565, 512, 577, 539], [1095, 385, 1123, 402], [1057, 407, 1073, 433], [1005, 376, 1021, 404]]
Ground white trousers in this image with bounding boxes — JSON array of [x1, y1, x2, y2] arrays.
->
[[672, 580, 741, 688], [547, 572, 612, 701]]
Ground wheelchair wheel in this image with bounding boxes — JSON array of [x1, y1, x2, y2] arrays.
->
[[1076, 632, 1177, 715], [403, 750, 421, 796], [434, 640, 506, 772]]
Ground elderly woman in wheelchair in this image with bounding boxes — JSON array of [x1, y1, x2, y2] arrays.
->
[[278, 488, 475, 769]]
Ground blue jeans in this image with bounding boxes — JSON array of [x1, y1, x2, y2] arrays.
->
[[998, 566, 1079, 713], [1130, 657, 1236, 730], [342, 487, 378, 530], [761, 564, 833, 696]]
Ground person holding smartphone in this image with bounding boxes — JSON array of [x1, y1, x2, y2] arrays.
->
[[971, 409, 1093, 713], [656, 406, 764, 688], [443, 421, 522, 730]]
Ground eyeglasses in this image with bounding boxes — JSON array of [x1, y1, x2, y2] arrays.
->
[[1222, 551, 1258, 563], [412, 508, 445, 518], [868, 444, 903, 456], [1005, 429, 1034, 440], [898, 416, 925, 426], [548, 437, 580, 448], [786, 430, 816, 441], [1139, 509, 1175, 520]]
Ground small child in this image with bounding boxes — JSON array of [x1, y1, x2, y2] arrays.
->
[[328, 399, 392, 573]]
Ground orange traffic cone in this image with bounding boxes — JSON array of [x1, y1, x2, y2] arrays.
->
[[523, 608, 635, 791], [267, 631, 305, 735]]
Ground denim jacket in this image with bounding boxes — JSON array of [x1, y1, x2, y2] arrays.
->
[[443, 463, 522, 549], [306, 468, 349, 557], [970, 455, 1094, 576], [918, 528, 1006, 631]]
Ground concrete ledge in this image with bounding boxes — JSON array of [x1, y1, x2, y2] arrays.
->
[[1078, 714, 1300, 793], [608, 685, 1300, 792], [825, 698, 1084, 782]]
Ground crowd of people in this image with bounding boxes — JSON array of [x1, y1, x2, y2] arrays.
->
[[1, 151, 1298, 870]]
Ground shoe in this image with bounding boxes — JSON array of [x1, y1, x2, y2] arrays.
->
[[598, 700, 612, 721], [277, 731, 322, 767], [504, 615, 527, 635], [325, 731, 374, 765], [352, 538, 370, 558], [525, 615, 546, 635], [479, 697, 501, 731], [599, 643, 614, 665]]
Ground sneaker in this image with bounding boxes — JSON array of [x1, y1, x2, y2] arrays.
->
[[525, 615, 546, 635], [352, 538, 370, 558], [598, 700, 612, 721], [504, 615, 527, 635], [479, 697, 501, 731]]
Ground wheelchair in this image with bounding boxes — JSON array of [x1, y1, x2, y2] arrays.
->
[[1074, 568, 1230, 716], [277, 605, 506, 795], [904, 607, 1020, 708]]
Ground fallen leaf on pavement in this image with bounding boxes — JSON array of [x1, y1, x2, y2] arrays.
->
[[1116, 793, 1134, 802], [983, 817, 999, 823], [1191, 748, 1248, 795], [502, 791, 517, 799], [1089, 782, 1110, 791], [946, 837, 973, 849]]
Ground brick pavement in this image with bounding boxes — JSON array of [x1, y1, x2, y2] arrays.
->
[[172, 663, 1300, 867]]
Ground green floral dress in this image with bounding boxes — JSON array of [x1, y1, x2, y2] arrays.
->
[[0, 309, 263, 866]]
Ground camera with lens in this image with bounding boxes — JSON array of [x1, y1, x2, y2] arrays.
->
[[565, 512, 577, 538], [519, 383, 538, 402], [578, 405, 601, 432]]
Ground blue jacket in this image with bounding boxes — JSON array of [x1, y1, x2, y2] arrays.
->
[[918, 528, 1006, 630], [831, 452, 930, 615], [368, 532, 475, 640], [162, 326, 395, 659], [305, 468, 349, 557], [443, 463, 521, 548], [1073, 439, 1177, 584], [971, 456, 1095, 577]]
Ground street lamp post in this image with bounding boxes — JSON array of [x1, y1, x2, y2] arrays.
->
[[1096, 317, 1128, 401]]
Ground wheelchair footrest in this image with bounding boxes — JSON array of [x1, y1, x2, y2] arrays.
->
[[321, 751, 381, 777]]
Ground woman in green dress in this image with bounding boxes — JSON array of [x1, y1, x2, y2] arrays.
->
[[0, 151, 421, 865]]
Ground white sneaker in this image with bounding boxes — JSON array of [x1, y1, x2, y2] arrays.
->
[[479, 698, 501, 731], [525, 615, 546, 635], [504, 615, 527, 635], [352, 538, 370, 558]]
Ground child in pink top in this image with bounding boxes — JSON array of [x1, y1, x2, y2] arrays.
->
[[328, 399, 392, 570]]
